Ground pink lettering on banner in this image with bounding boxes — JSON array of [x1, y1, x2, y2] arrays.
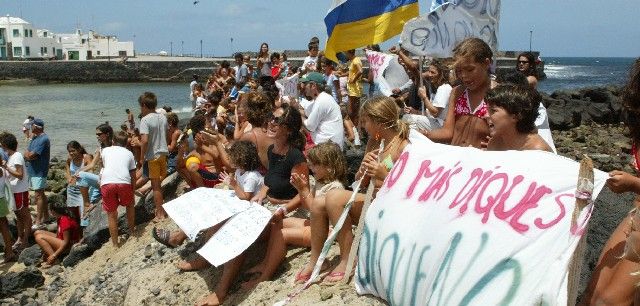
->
[[385, 151, 408, 189], [450, 167, 492, 214], [535, 193, 570, 231], [366, 52, 386, 79], [405, 159, 462, 202], [398, 153, 564, 234]]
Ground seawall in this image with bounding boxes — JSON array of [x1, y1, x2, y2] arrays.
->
[[0, 60, 216, 83]]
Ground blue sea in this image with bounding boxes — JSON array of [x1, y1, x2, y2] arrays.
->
[[538, 57, 635, 94], [0, 57, 636, 157]]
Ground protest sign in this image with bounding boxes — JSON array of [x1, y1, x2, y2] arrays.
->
[[163, 188, 251, 240], [355, 133, 608, 305], [276, 73, 299, 98], [197, 203, 272, 267], [400, 0, 501, 58], [365, 50, 410, 97]]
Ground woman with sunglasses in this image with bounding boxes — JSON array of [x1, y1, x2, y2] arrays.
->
[[516, 52, 538, 89], [196, 104, 309, 306]]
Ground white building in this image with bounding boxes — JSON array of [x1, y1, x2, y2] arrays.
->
[[58, 29, 134, 60], [0, 15, 63, 60], [0, 15, 134, 61]]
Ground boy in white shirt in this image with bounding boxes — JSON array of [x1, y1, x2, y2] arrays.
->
[[100, 132, 137, 246]]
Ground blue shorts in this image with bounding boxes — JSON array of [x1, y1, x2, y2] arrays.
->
[[76, 172, 100, 188], [30, 176, 47, 190]]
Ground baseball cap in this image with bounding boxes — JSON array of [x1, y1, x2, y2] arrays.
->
[[32, 118, 44, 128], [299, 72, 325, 84]]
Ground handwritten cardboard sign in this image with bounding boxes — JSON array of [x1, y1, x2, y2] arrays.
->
[[355, 132, 608, 305], [400, 0, 501, 58], [163, 188, 252, 240], [197, 203, 272, 267]]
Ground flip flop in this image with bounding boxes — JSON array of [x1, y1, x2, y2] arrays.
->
[[321, 271, 346, 285], [151, 227, 177, 249], [294, 269, 312, 284]]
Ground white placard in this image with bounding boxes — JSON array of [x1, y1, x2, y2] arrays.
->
[[163, 188, 252, 240], [365, 50, 410, 97], [197, 203, 272, 267], [355, 132, 608, 305], [400, 0, 501, 58], [276, 73, 299, 98]]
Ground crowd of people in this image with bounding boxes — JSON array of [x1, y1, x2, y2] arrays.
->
[[1, 36, 639, 305]]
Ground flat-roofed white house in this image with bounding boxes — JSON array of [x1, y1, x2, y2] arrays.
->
[[0, 15, 134, 61], [0, 15, 63, 60], [58, 29, 134, 60]]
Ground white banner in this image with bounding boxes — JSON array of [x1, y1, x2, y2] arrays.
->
[[197, 203, 272, 267], [400, 0, 501, 58], [355, 133, 608, 305], [365, 50, 411, 97], [163, 188, 252, 240]]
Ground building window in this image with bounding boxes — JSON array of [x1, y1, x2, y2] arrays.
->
[[13, 46, 22, 56], [43, 47, 47, 54], [52, 47, 55, 53], [24, 29, 28, 37], [13, 29, 19, 37], [29, 30, 33, 37], [25, 46, 30, 56], [43, 31, 48, 38], [97, 51, 101, 55], [82, 38, 86, 44]]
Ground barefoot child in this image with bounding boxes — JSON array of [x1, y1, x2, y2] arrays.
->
[[153, 140, 261, 254], [34, 201, 80, 267], [137, 92, 169, 222], [100, 132, 136, 246], [219, 140, 263, 201], [243, 141, 346, 287]]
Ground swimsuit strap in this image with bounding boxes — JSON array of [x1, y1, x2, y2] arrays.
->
[[382, 155, 394, 171]]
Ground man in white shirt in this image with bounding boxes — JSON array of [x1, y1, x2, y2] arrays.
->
[[299, 72, 345, 149]]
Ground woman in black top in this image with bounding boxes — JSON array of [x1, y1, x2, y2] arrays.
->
[[251, 103, 308, 218]]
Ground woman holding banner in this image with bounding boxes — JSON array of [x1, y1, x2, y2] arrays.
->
[[296, 96, 410, 284], [581, 58, 640, 306]]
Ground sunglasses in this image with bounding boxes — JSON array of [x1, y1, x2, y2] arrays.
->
[[269, 114, 286, 125]]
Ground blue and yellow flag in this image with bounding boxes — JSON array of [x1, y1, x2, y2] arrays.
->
[[324, 0, 419, 63]]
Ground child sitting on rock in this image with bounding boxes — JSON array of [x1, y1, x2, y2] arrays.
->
[[100, 132, 137, 247], [152, 140, 261, 255], [34, 201, 81, 268], [242, 141, 346, 287]]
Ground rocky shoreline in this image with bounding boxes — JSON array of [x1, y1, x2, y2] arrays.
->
[[0, 85, 636, 305]]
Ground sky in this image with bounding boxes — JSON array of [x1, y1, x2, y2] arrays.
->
[[2, 0, 639, 57]]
